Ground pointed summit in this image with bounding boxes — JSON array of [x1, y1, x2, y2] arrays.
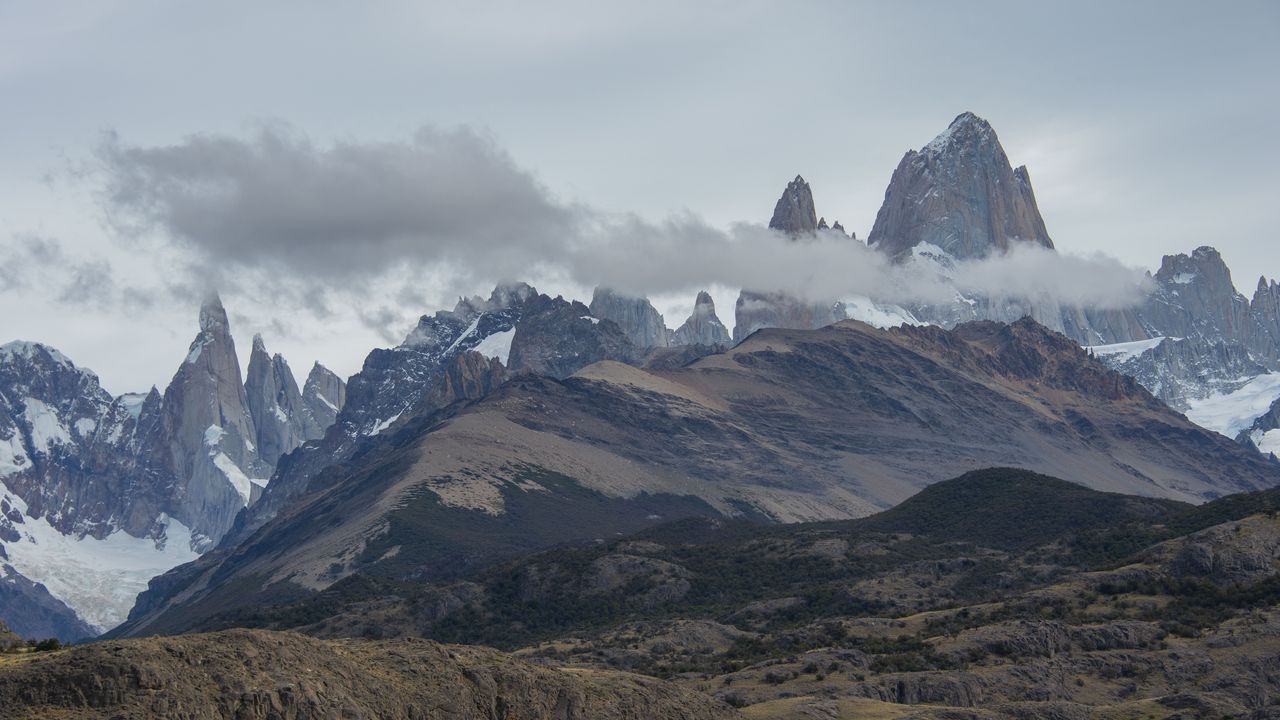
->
[[672, 291, 731, 347], [244, 336, 312, 468], [198, 292, 228, 332], [303, 362, 347, 430], [768, 175, 818, 235], [868, 112, 1054, 260], [920, 111, 997, 157]]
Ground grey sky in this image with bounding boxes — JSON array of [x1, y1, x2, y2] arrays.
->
[[1, 1, 1277, 394]]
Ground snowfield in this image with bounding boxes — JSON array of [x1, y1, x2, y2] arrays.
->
[[471, 328, 516, 365], [1085, 337, 1170, 362], [0, 490, 200, 633], [1185, 373, 1280, 438]]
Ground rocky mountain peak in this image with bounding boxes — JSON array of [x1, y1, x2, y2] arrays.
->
[[302, 362, 347, 430], [920, 111, 998, 158], [672, 291, 731, 347], [1155, 246, 1234, 286], [768, 175, 818, 235], [1152, 247, 1243, 309], [244, 335, 317, 468], [197, 293, 228, 333], [868, 111, 1054, 260], [489, 281, 536, 308]]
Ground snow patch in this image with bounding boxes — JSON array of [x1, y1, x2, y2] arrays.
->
[[841, 296, 921, 329], [1254, 429, 1280, 456], [22, 398, 70, 453], [1085, 337, 1171, 362], [442, 316, 483, 356], [471, 328, 516, 365], [580, 315, 601, 324], [73, 418, 96, 437], [1185, 373, 1280, 437], [1172, 273, 1197, 285], [211, 452, 262, 505], [203, 424, 225, 447], [312, 391, 339, 413], [369, 411, 403, 436], [0, 490, 200, 633], [117, 393, 148, 419]]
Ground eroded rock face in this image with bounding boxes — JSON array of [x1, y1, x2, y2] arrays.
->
[[589, 288, 671, 349], [868, 111, 1054, 260], [672, 291, 731, 347], [769, 175, 818, 234]]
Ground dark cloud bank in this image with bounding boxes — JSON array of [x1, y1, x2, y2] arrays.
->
[[95, 124, 1150, 324]]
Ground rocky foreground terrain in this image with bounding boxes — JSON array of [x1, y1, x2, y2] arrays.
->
[[3, 468, 1278, 718], [0, 629, 734, 719]]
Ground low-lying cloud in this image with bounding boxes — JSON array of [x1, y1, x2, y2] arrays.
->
[[95, 124, 1152, 321]]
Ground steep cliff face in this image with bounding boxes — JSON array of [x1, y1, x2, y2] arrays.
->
[[301, 362, 346, 430], [589, 287, 671, 349], [672, 291, 731, 347], [768, 175, 818, 234], [244, 336, 314, 468], [157, 296, 270, 545], [1246, 276, 1280, 358], [868, 112, 1054, 260], [1143, 247, 1250, 344]]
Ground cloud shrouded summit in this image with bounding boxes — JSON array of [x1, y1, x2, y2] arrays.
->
[[97, 124, 1150, 312]]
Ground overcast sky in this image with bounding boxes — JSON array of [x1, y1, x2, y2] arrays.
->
[[2, 1, 1278, 394]]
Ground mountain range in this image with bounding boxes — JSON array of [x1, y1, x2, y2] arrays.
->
[[3, 109, 1280, 680]]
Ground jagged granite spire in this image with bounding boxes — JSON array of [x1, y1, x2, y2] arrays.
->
[[768, 175, 818, 235], [672, 291, 731, 347], [302, 362, 347, 430], [244, 335, 315, 468], [161, 295, 270, 546], [588, 288, 671, 349], [868, 112, 1054, 260]]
